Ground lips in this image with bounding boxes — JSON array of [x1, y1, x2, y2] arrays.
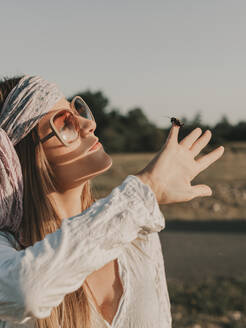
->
[[88, 138, 101, 151]]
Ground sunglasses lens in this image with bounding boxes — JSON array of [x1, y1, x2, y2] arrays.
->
[[73, 97, 94, 120], [53, 110, 79, 143]]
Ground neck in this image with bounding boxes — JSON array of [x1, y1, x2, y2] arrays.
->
[[48, 183, 87, 220]]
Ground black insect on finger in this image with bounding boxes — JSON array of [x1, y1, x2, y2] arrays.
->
[[162, 115, 185, 127], [170, 117, 184, 127]]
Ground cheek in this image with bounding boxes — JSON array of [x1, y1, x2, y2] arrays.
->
[[43, 140, 88, 166]]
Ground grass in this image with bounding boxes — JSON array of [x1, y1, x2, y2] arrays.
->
[[92, 143, 246, 220], [169, 276, 246, 328]]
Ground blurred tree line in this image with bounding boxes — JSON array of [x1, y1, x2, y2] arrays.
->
[[69, 90, 246, 153]]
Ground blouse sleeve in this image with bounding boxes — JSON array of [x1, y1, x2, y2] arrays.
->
[[0, 175, 165, 324]]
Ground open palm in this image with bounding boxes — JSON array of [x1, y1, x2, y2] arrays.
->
[[137, 125, 224, 204]]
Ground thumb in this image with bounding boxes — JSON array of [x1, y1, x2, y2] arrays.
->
[[190, 184, 212, 199]]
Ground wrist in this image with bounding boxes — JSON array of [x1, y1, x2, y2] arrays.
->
[[135, 172, 155, 196], [135, 172, 169, 205]]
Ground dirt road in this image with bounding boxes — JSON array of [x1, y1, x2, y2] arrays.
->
[[159, 220, 246, 282]]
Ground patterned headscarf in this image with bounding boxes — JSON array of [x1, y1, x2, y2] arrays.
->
[[0, 75, 63, 234]]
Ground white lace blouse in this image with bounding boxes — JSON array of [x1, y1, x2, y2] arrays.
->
[[0, 175, 172, 328]]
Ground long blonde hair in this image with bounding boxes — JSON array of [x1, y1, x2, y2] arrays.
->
[[0, 77, 93, 328]]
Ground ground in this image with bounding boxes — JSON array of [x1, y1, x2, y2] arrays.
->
[[92, 144, 246, 327]]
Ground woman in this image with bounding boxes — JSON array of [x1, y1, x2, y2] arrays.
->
[[0, 75, 224, 328]]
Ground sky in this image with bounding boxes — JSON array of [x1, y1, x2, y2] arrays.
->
[[1, 0, 246, 127]]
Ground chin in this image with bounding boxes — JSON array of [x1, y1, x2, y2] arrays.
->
[[54, 147, 113, 189], [89, 153, 113, 179], [73, 148, 113, 184]]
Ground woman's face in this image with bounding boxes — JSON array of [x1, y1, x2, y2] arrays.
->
[[37, 97, 112, 190]]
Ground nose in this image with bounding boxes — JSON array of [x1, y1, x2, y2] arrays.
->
[[78, 117, 96, 137]]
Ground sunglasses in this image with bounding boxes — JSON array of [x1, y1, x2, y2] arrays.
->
[[39, 96, 95, 147]]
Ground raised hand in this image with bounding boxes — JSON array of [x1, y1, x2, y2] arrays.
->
[[136, 125, 224, 204]]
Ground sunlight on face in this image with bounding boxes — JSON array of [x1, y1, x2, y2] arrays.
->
[[37, 98, 112, 190]]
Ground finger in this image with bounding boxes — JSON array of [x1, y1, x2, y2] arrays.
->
[[196, 146, 224, 171], [179, 128, 202, 148], [166, 123, 180, 145], [190, 130, 212, 157], [190, 184, 212, 199]]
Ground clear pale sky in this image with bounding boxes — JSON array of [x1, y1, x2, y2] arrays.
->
[[1, 0, 246, 127]]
